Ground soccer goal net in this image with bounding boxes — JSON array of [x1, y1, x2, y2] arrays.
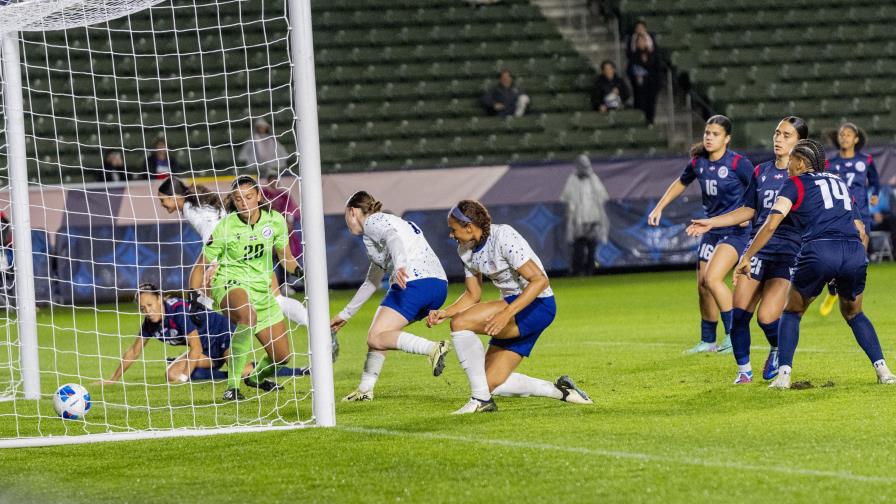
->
[[0, 0, 335, 447]]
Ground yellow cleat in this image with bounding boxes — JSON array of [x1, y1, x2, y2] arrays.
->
[[819, 292, 837, 316]]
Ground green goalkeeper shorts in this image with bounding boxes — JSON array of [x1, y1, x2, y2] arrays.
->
[[211, 278, 284, 332]]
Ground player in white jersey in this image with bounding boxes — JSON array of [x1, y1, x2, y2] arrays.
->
[[428, 200, 592, 414], [330, 191, 452, 401], [157, 177, 311, 333]]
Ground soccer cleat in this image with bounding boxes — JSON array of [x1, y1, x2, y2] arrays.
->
[[733, 371, 753, 384], [877, 373, 896, 385], [768, 373, 791, 389], [244, 378, 283, 392], [555, 375, 593, 404], [451, 397, 498, 415], [762, 349, 780, 380], [222, 388, 245, 401], [428, 340, 451, 377], [819, 292, 837, 316], [342, 388, 374, 402], [716, 335, 733, 354], [684, 341, 717, 354]]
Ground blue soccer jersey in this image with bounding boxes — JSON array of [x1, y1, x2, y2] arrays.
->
[[778, 172, 863, 243], [680, 150, 754, 235], [140, 297, 234, 348], [827, 153, 879, 219], [742, 161, 801, 259]]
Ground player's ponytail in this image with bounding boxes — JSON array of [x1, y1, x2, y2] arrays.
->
[[690, 115, 732, 158], [452, 200, 492, 243], [345, 191, 383, 215], [791, 139, 826, 173], [158, 177, 225, 211], [829, 122, 867, 152]]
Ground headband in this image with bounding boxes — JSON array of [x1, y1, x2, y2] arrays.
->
[[231, 175, 258, 191], [450, 206, 472, 224]]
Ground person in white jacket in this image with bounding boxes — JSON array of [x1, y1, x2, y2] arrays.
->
[[561, 154, 610, 275]]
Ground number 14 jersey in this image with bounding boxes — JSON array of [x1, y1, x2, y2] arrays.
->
[[778, 172, 862, 243]]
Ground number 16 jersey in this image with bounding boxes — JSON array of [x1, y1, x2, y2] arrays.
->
[[679, 150, 754, 236]]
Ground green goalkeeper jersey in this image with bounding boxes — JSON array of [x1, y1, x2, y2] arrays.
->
[[203, 209, 289, 291]]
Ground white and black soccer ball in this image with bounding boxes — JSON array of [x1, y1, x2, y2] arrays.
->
[[53, 383, 91, 420]]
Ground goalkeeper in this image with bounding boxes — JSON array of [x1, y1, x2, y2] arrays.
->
[[191, 175, 301, 401]]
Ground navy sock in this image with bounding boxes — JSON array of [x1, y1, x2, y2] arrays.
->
[[190, 367, 228, 381], [731, 309, 753, 366], [701, 319, 718, 343], [720, 310, 734, 336], [778, 311, 802, 368], [847, 312, 884, 364], [758, 319, 779, 348]]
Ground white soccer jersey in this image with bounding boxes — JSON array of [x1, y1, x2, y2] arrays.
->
[[182, 201, 226, 243], [459, 224, 553, 298], [362, 212, 446, 283]]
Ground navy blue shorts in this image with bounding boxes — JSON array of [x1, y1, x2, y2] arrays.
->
[[489, 295, 557, 358], [381, 278, 449, 322], [698, 232, 750, 262], [749, 254, 796, 282], [790, 240, 868, 300], [200, 334, 230, 368]]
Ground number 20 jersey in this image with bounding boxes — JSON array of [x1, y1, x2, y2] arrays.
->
[[778, 172, 862, 243], [202, 209, 289, 292], [362, 212, 447, 283]]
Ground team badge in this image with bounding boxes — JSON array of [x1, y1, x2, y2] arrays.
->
[[718, 167, 729, 178], [856, 161, 866, 172], [262, 225, 274, 239]]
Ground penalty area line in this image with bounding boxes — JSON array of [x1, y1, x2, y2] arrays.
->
[[340, 426, 895, 484]]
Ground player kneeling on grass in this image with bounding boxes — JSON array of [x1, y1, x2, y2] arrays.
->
[[428, 200, 592, 414], [735, 139, 896, 389], [97, 283, 252, 385], [192, 175, 301, 402], [331, 191, 451, 401]]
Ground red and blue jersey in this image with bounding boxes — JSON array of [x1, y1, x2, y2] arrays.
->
[[140, 297, 233, 346], [743, 161, 802, 259], [827, 152, 879, 219], [778, 172, 862, 243], [680, 149, 754, 235]]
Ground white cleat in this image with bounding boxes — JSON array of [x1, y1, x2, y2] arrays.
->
[[684, 341, 717, 354], [768, 373, 791, 389], [555, 375, 593, 405], [429, 340, 451, 377], [342, 388, 374, 402], [877, 373, 896, 385], [451, 397, 497, 415]]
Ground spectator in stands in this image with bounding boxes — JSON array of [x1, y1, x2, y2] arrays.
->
[[591, 60, 630, 112], [480, 69, 530, 118], [870, 175, 896, 253], [142, 138, 178, 179], [627, 33, 663, 126], [101, 149, 128, 183], [238, 118, 288, 173], [561, 154, 610, 276], [625, 20, 657, 62], [261, 168, 303, 289]]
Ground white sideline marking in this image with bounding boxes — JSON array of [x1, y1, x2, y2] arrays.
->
[[341, 426, 896, 484], [540, 340, 837, 353]]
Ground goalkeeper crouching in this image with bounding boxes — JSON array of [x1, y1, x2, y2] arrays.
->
[[191, 175, 301, 402]]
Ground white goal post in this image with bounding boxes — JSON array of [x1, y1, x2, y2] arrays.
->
[[0, 0, 335, 447]]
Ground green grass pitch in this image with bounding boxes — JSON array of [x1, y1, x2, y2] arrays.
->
[[2, 264, 896, 502]]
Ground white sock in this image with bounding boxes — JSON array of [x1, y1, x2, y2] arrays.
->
[[396, 331, 437, 356], [451, 330, 490, 401], [358, 351, 386, 392], [873, 360, 890, 375], [738, 363, 752, 374], [277, 295, 308, 327], [779, 365, 792, 376], [493, 373, 562, 399]]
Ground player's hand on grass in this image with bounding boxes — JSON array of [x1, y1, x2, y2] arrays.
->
[[647, 208, 662, 226], [93, 379, 117, 385], [330, 316, 347, 333], [394, 267, 409, 289], [686, 219, 712, 237], [427, 309, 448, 328], [484, 309, 512, 336]]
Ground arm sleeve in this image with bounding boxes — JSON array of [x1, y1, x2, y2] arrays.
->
[[868, 157, 880, 196], [742, 171, 760, 210], [273, 212, 289, 251], [778, 178, 800, 207], [338, 263, 385, 320], [498, 227, 535, 270], [201, 219, 226, 261], [679, 158, 698, 185]]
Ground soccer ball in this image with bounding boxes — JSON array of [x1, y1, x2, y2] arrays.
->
[[53, 383, 91, 420]]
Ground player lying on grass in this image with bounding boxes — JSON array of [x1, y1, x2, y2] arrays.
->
[[331, 191, 451, 401], [649, 115, 754, 354], [97, 283, 252, 384], [734, 139, 896, 389], [687, 116, 808, 384], [191, 175, 300, 401], [428, 200, 592, 414]]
